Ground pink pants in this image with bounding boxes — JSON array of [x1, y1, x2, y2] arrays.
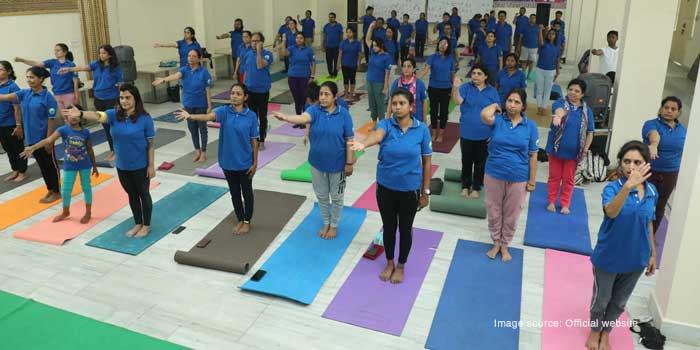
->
[[484, 174, 528, 245], [55, 93, 76, 122], [547, 154, 577, 208]]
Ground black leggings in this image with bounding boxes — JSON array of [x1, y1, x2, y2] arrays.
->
[[326, 47, 339, 76], [363, 41, 371, 66], [341, 66, 357, 85], [32, 144, 60, 193], [415, 35, 426, 58], [400, 44, 410, 63], [460, 138, 488, 191], [248, 91, 269, 142], [0, 125, 27, 173], [428, 87, 452, 129], [224, 169, 254, 222], [117, 167, 152, 226], [94, 98, 117, 151], [376, 183, 419, 264]]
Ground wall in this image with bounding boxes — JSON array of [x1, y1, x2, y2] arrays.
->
[[680, 0, 700, 68], [588, 0, 626, 73]]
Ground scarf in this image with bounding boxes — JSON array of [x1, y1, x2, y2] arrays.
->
[[399, 74, 418, 113], [553, 96, 589, 163]]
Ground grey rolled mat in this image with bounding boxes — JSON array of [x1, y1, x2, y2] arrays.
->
[[95, 128, 187, 168], [165, 140, 219, 176], [174, 190, 306, 274]]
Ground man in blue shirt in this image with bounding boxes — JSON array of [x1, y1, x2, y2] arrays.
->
[[450, 7, 461, 40], [398, 14, 414, 64], [299, 10, 316, 47], [467, 14, 482, 48], [435, 12, 451, 38], [486, 11, 497, 32], [323, 12, 344, 78], [274, 16, 293, 72], [519, 15, 541, 81], [215, 18, 244, 67], [387, 10, 400, 44], [495, 11, 513, 57], [414, 12, 429, 58], [551, 11, 565, 34], [361, 6, 376, 64], [513, 7, 529, 50]]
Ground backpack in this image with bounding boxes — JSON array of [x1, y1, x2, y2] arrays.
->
[[575, 150, 609, 185], [578, 49, 591, 74], [630, 319, 666, 350]]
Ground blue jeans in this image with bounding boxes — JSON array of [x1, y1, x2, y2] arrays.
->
[[185, 107, 208, 151]]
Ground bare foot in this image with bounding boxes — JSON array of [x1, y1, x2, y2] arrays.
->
[[40, 192, 61, 204], [193, 150, 201, 162], [12, 172, 26, 182], [379, 261, 394, 281], [198, 152, 207, 163], [318, 224, 330, 238], [436, 131, 444, 143], [585, 330, 601, 350], [4, 171, 18, 182], [324, 227, 337, 240], [547, 203, 556, 212], [469, 190, 480, 199], [80, 211, 91, 224], [52, 209, 70, 222], [105, 151, 115, 162], [134, 225, 150, 238], [460, 188, 470, 198], [598, 331, 610, 350], [237, 222, 251, 234], [430, 129, 437, 141], [391, 264, 405, 284], [560, 207, 570, 215], [486, 243, 501, 259], [233, 221, 244, 234], [500, 245, 512, 262], [126, 224, 143, 237]]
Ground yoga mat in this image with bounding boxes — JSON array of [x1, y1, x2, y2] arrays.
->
[[212, 90, 230, 100], [0, 291, 186, 350], [315, 74, 342, 84], [174, 190, 306, 273], [240, 204, 367, 304], [269, 90, 294, 105], [280, 151, 364, 183], [425, 240, 523, 350], [166, 141, 219, 176], [195, 141, 294, 179], [13, 180, 160, 245], [322, 227, 443, 336], [85, 182, 228, 255], [0, 163, 43, 193], [542, 249, 635, 350], [524, 182, 593, 255], [94, 128, 186, 166], [429, 168, 487, 218], [0, 173, 112, 231], [353, 164, 438, 212], [270, 123, 306, 137], [55, 128, 108, 160], [354, 121, 375, 138], [431, 122, 460, 153], [153, 111, 181, 123], [655, 216, 668, 267], [270, 71, 287, 82]]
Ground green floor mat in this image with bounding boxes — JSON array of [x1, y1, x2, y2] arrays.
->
[[429, 168, 486, 218], [281, 151, 364, 183], [271, 71, 287, 82], [315, 74, 343, 84]]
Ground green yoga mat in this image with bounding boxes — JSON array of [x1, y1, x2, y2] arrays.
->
[[315, 74, 342, 84], [430, 168, 486, 218], [271, 71, 287, 82], [0, 291, 186, 350], [427, 100, 457, 115], [280, 151, 364, 183]]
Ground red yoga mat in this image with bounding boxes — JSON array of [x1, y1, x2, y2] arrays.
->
[[353, 165, 438, 212]]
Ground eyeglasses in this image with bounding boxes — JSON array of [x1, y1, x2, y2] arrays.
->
[[621, 159, 645, 166]]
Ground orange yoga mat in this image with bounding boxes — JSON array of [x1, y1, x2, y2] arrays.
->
[[13, 180, 159, 245], [354, 121, 375, 137], [0, 172, 112, 231]]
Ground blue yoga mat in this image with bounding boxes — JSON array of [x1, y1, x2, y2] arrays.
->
[[523, 182, 593, 255], [425, 240, 523, 350], [86, 182, 228, 255], [55, 128, 108, 159], [240, 204, 366, 304]]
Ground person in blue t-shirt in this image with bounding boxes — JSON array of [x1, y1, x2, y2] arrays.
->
[[387, 10, 401, 43], [467, 14, 482, 48], [0, 61, 27, 182], [323, 12, 344, 78], [233, 31, 253, 83], [384, 27, 399, 65], [298, 10, 316, 47], [398, 14, 414, 64], [176, 83, 259, 235], [450, 7, 462, 40], [365, 22, 393, 124], [279, 19, 301, 74], [551, 21, 567, 63], [588, 141, 657, 350], [477, 31, 503, 86], [417, 37, 455, 142], [513, 7, 529, 49], [153, 49, 212, 162], [244, 32, 274, 150], [496, 53, 527, 106], [441, 23, 460, 69], [642, 96, 686, 234], [280, 31, 316, 118], [495, 11, 513, 57], [486, 11, 497, 31], [273, 81, 355, 239], [414, 12, 429, 58], [480, 89, 538, 262], [273, 16, 293, 73], [470, 19, 488, 58], [551, 11, 566, 35], [215, 18, 245, 71], [22, 106, 98, 224], [361, 6, 377, 63], [387, 58, 428, 123], [435, 12, 451, 38], [154, 26, 202, 68], [519, 15, 541, 81], [338, 27, 363, 99], [350, 88, 432, 284], [535, 27, 561, 116]]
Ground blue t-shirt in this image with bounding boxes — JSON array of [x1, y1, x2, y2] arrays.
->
[[522, 24, 540, 49], [105, 109, 155, 171], [556, 32, 566, 47], [458, 82, 500, 140], [176, 40, 202, 67], [285, 30, 299, 48], [473, 29, 486, 48], [478, 44, 503, 72], [389, 78, 428, 121], [229, 30, 243, 59], [237, 44, 253, 73], [485, 114, 539, 182], [387, 18, 400, 32], [545, 99, 595, 160], [0, 80, 20, 127], [243, 49, 274, 93], [450, 15, 462, 34], [287, 46, 315, 78], [514, 16, 529, 35], [57, 125, 92, 170], [301, 18, 316, 38], [367, 50, 392, 83], [214, 105, 259, 171], [468, 19, 480, 34], [15, 88, 58, 145], [307, 104, 354, 173], [43, 59, 76, 95], [642, 117, 687, 172], [362, 15, 376, 35], [436, 22, 447, 36], [89, 61, 123, 100], [377, 117, 432, 191], [495, 22, 513, 50], [486, 18, 497, 32], [496, 68, 527, 105], [323, 23, 344, 48], [426, 53, 454, 89], [339, 39, 362, 68], [551, 19, 566, 33], [415, 19, 428, 36], [385, 40, 398, 63], [399, 23, 414, 45], [591, 179, 657, 273], [278, 24, 290, 36], [374, 28, 387, 42], [179, 65, 212, 108], [537, 42, 561, 70]]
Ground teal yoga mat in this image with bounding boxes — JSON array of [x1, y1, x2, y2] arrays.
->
[[85, 182, 228, 255]]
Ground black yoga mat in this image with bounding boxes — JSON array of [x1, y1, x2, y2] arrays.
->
[[95, 128, 186, 168]]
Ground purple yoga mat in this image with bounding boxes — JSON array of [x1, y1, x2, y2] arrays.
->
[[270, 123, 306, 137], [195, 141, 294, 179], [655, 216, 668, 267], [322, 227, 443, 336], [212, 90, 230, 100]]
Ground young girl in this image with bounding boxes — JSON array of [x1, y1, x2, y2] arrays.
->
[[21, 107, 98, 223]]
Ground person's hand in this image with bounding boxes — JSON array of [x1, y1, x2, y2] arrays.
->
[[92, 166, 99, 177], [348, 139, 366, 151], [174, 108, 191, 121], [57, 67, 71, 75], [12, 125, 23, 140], [247, 163, 257, 177], [526, 182, 536, 192], [649, 145, 658, 160], [539, 24, 545, 30], [369, 21, 376, 29], [62, 105, 81, 119], [303, 135, 309, 146], [153, 43, 161, 48], [646, 255, 657, 276], [453, 76, 462, 86], [419, 193, 429, 208], [216, 35, 222, 40], [492, 102, 503, 114], [152, 78, 164, 86], [624, 162, 652, 189], [271, 111, 287, 122], [44, 143, 53, 154], [206, 106, 212, 114], [19, 145, 34, 159], [345, 164, 354, 176], [148, 165, 156, 179], [552, 114, 562, 127], [256, 42, 263, 52]]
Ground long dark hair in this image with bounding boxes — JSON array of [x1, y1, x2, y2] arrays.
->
[[27, 66, 51, 82], [116, 83, 147, 123], [437, 37, 452, 56], [306, 81, 320, 103], [185, 26, 197, 42], [0, 61, 17, 81], [99, 44, 120, 71], [57, 43, 74, 62]]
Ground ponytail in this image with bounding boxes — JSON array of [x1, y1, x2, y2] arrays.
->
[[56, 43, 74, 61]]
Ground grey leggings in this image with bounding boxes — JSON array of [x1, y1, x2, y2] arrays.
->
[[590, 267, 644, 332]]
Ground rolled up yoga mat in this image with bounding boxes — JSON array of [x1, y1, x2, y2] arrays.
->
[[280, 151, 364, 183], [429, 168, 486, 218]]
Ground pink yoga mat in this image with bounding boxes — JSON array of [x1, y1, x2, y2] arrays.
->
[[270, 123, 306, 137], [195, 141, 294, 179], [542, 249, 635, 350], [322, 227, 442, 335], [353, 165, 438, 212], [13, 180, 159, 245]]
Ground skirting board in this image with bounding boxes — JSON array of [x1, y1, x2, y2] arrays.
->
[[649, 292, 700, 346]]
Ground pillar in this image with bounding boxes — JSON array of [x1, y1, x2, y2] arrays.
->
[[587, 0, 626, 73]]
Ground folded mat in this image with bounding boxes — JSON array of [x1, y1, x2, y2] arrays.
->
[[0, 291, 186, 350], [542, 249, 634, 350], [13, 180, 160, 245], [240, 204, 366, 304], [269, 90, 294, 105], [85, 182, 228, 255], [425, 240, 523, 349], [429, 168, 487, 218], [195, 141, 294, 179], [323, 227, 443, 335], [431, 122, 460, 154], [0, 173, 112, 231], [280, 151, 364, 183], [95, 128, 187, 168], [174, 190, 306, 273], [269, 123, 306, 137], [353, 165, 438, 212], [165, 141, 219, 176], [523, 182, 592, 255]]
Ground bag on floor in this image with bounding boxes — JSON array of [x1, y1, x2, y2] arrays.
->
[[575, 150, 609, 185], [167, 85, 180, 103], [537, 148, 549, 162], [630, 319, 666, 350]]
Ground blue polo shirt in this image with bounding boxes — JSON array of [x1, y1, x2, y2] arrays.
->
[[458, 82, 500, 140], [473, 29, 486, 48], [642, 117, 687, 172], [496, 68, 527, 105], [385, 40, 398, 63], [450, 15, 462, 35], [486, 18, 497, 32], [362, 15, 376, 36], [367, 50, 392, 83], [307, 104, 354, 173], [591, 178, 657, 273], [377, 116, 432, 191], [214, 105, 259, 171], [399, 23, 414, 45], [237, 44, 252, 73], [179, 65, 212, 108], [176, 40, 202, 67], [485, 114, 539, 182], [468, 19, 480, 34], [551, 19, 566, 33], [495, 22, 513, 50], [15, 88, 58, 145], [339, 39, 362, 68], [243, 49, 274, 93], [387, 18, 400, 32], [306, 98, 348, 112], [89, 61, 123, 100], [426, 53, 454, 89], [105, 109, 155, 171], [288, 46, 315, 78], [323, 23, 343, 48], [374, 28, 387, 42], [545, 99, 595, 160], [301, 18, 315, 38], [556, 33, 566, 47], [479, 44, 503, 72], [436, 22, 447, 36], [285, 30, 299, 48], [278, 24, 290, 36], [439, 32, 458, 53], [415, 19, 428, 36], [57, 125, 92, 170], [229, 30, 243, 59], [537, 42, 561, 70], [522, 24, 540, 49], [390, 78, 428, 120], [514, 16, 529, 35], [43, 59, 76, 95], [0, 80, 20, 127]]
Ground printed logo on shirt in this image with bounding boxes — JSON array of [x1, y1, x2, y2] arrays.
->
[[48, 108, 56, 116], [264, 54, 271, 60]]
